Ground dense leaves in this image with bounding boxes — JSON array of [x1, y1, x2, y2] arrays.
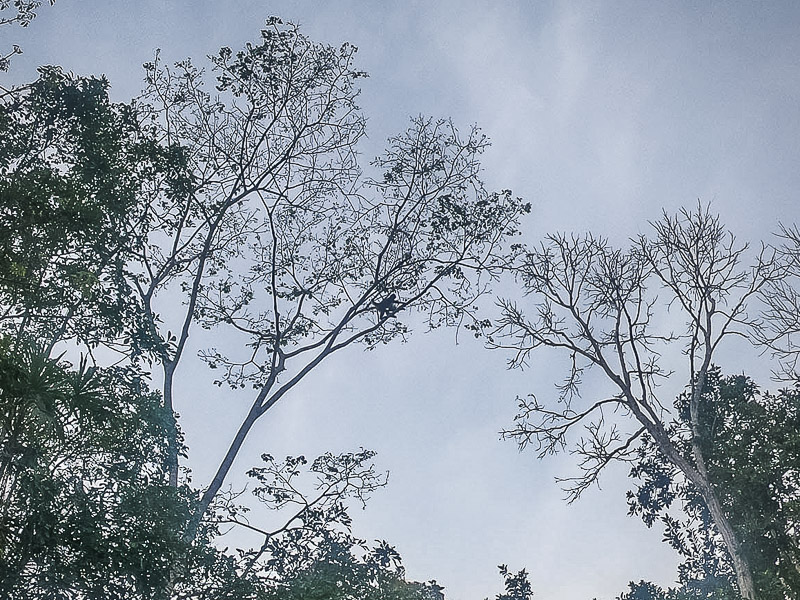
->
[[492, 565, 533, 600], [626, 369, 800, 599], [612, 579, 738, 600], [0, 65, 197, 598], [262, 536, 444, 600], [0, 67, 154, 353], [0, 338, 190, 598]]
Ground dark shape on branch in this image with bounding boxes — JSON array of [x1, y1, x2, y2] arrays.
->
[[374, 293, 400, 320]]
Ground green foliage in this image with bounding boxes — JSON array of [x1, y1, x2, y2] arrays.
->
[[491, 565, 533, 600], [0, 337, 190, 598], [134, 23, 529, 572], [190, 450, 445, 600], [267, 539, 444, 600], [626, 368, 800, 599], [612, 579, 738, 600], [0, 67, 151, 352], [0, 67, 252, 599], [615, 580, 670, 600], [0, 20, 534, 599], [0, 338, 438, 598]]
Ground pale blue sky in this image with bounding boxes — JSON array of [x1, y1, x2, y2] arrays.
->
[[6, 2, 800, 598]]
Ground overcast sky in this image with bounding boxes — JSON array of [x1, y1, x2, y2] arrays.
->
[[6, 2, 800, 599]]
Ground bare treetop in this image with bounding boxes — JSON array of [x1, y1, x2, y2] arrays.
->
[[494, 205, 783, 599], [758, 223, 800, 379]]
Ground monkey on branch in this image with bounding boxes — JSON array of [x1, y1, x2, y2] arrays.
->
[[373, 293, 400, 321]]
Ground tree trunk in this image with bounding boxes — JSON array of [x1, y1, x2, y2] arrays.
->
[[183, 398, 262, 543], [671, 451, 756, 599], [688, 366, 757, 600], [695, 477, 757, 600], [624, 396, 756, 599], [163, 360, 179, 488]]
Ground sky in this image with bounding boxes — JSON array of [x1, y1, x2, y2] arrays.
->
[[5, 2, 800, 598]]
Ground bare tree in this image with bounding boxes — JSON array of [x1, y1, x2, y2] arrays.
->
[[492, 206, 780, 600], [757, 223, 800, 380], [128, 18, 528, 546]]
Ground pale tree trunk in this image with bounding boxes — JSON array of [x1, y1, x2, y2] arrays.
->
[[688, 365, 757, 600], [634, 400, 757, 600], [163, 360, 179, 488], [694, 475, 757, 600]]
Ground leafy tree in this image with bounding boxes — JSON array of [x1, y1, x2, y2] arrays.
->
[[128, 17, 529, 545], [0, 338, 191, 599], [626, 369, 800, 600], [493, 206, 784, 599], [0, 66, 163, 354], [491, 565, 533, 600], [614, 580, 671, 600], [188, 449, 445, 599], [216, 450, 388, 581], [611, 579, 736, 600], [267, 538, 445, 600], [0, 351, 437, 598], [0, 65, 258, 600], [1, 19, 531, 598]]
